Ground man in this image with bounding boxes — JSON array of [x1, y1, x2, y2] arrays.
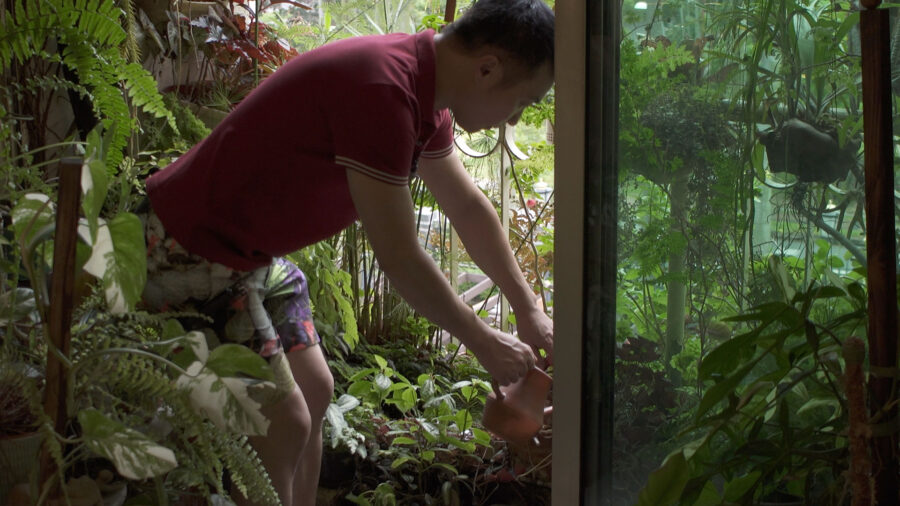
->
[[143, 0, 554, 503]]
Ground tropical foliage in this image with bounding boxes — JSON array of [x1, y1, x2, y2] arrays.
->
[[616, 0, 893, 503], [1, 0, 555, 504]]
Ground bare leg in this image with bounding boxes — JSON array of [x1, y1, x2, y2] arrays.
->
[[235, 384, 311, 506], [286, 345, 334, 506]]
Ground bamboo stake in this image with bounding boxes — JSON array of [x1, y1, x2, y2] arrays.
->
[[859, 2, 899, 504], [39, 158, 82, 491], [443, 0, 456, 24]]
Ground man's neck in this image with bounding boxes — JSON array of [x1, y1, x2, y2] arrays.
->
[[432, 32, 455, 111]]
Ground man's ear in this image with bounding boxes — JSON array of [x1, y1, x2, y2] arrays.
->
[[476, 54, 503, 86]]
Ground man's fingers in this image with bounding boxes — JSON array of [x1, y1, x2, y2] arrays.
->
[[531, 345, 548, 370]]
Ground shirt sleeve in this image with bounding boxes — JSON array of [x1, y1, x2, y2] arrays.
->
[[329, 84, 418, 186], [421, 109, 454, 159]]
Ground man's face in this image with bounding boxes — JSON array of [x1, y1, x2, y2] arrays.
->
[[453, 62, 554, 133]]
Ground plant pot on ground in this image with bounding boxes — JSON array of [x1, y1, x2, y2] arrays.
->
[[0, 362, 43, 504]]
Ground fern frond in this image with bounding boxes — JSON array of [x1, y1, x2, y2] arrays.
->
[[71, 0, 126, 47], [3, 74, 91, 102], [121, 62, 177, 131], [59, 42, 132, 169], [216, 435, 281, 506], [0, 0, 57, 70], [67, 307, 278, 505], [118, 0, 141, 63], [0, 0, 126, 71]]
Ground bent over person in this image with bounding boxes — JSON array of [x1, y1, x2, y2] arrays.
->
[[141, 0, 555, 503]]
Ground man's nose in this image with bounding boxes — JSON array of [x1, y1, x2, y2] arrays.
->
[[506, 109, 523, 126]]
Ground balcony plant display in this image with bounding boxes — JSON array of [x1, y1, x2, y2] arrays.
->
[[135, 0, 308, 126], [2, 132, 283, 505]]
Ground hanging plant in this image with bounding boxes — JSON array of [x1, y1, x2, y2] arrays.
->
[[759, 117, 859, 184]]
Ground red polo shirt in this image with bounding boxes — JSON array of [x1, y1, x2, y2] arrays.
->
[[146, 30, 454, 271]]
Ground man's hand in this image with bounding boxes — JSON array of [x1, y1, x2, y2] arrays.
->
[[470, 328, 537, 386], [516, 307, 554, 367]]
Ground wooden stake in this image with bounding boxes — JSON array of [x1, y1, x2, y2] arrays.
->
[[859, 2, 899, 504], [39, 158, 82, 490]]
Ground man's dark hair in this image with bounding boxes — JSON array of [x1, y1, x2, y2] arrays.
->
[[442, 0, 554, 74]]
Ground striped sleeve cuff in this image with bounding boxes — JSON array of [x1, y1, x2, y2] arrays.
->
[[335, 156, 410, 185], [421, 144, 454, 159]]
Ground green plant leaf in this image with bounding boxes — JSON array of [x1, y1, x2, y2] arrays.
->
[[450, 380, 472, 390], [348, 367, 378, 382], [443, 437, 475, 453], [723, 471, 760, 501], [206, 344, 274, 381], [455, 409, 473, 432], [390, 455, 417, 469], [796, 397, 839, 416], [698, 330, 758, 381], [391, 436, 417, 446], [176, 361, 270, 435], [170, 330, 209, 369], [79, 408, 177, 480], [696, 358, 760, 421], [419, 421, 439, 440], [636, 450, 690, 506], [12, 193, 54, 252], [691, 480, 722, 506], [80, 129, 108, 236], [769, 256, 796, 302], [324, 403, 349, 447], [161, 318, 187, 339], [429, 462, 459, 475], [0, 288, 37, 324], [81, 212, 146, 313], [348, 380, 373, 398], [471, 427, 491, 446]]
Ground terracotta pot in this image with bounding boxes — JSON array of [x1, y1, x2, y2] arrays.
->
[[482, 367, 553, 445]]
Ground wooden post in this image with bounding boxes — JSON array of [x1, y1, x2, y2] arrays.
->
[[500, 124, 512, 332], [859, 2, 899, 505], [443, 0, 456, 24], [39, 158, 82, 491]]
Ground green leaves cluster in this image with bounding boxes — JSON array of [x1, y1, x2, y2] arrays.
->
[[67, 310, 280, 505], [6, 126, 282, 504], [637, 258, 866, 505], [1, 0, 177, 170], [326, 351, 496, 504], [12, 129, 145, 315]]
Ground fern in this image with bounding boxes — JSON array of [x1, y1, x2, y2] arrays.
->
[[121, 62, 174, 128], [215, 435, 281, 506], [0, 0, 125, 70], [66, 303, 278, 505], [1, 0, 177, 170], [118, 0, 141, 64]]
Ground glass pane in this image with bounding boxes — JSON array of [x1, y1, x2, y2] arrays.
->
[[616, 0, 885, 503]]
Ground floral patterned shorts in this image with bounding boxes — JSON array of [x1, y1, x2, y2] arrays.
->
[[140, 206, 320, 359]]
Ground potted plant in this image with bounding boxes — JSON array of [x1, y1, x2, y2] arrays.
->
[[0, 359, 42, 504], [0, 131, 283, 505]]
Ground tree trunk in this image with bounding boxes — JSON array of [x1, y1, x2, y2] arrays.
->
[[664, 176, 689, 366]]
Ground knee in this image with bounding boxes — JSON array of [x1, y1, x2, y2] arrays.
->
[[275, 388, 313, 447], [287, 347, 334, 425], [305, 367, 334, 424]]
